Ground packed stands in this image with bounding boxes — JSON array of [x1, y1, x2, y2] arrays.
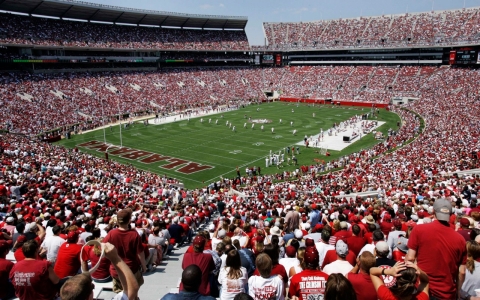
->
[[261, 7, 480, 49], [2, 64, 480, 299], [0, 13, 249, 51], [0, 65, 471, 135]]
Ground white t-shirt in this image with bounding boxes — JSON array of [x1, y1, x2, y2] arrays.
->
[[248, 275, 284, 300], [278, 257, 299, 279], [315, 241, 334, 267], [323, 260, 354, 276], [218, 266, 248, 300], [41, 235, 65, 262]]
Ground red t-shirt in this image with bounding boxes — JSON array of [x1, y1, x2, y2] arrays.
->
[[0, 258, 14, 299], [392, 249, 406, 262], [377, 285, 428, 300], [14, 248, 26, 262], [347, 236, 367, 256], [322, 249, 356, 269], [10, 259, 57, 300], [181, 252, 214, 296], [348, 272, 377, 300], [81, 245, 111, 280], [54, 242, 82, 278], [289, 269, 329, 299], [103, 228, 144, 278], [407, 220, 467, 299]]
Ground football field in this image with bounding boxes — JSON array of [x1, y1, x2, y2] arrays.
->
[[57, 102, 400, 188]]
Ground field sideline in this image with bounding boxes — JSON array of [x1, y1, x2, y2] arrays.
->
[[56, 102, 400, 188]]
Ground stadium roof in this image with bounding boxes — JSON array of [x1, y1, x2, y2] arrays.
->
[[0, 0, 248, 30]]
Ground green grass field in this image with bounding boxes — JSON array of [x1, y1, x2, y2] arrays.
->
[[56, 102, 400, 188]]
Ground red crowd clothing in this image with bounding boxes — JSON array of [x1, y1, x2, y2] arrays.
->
[[9, 260, 57, 300], [321, 249, 356, 269], [54, 242, 82, 278], [348, 273, 377, 300], [181, 252, 214, 296], [103, 228, 144, 278], [377, 285, 428, 300], [0, 257, 14, 299], [392, 249, 406, 262], [408, 220, 467, 300], [288, 269, 329, 300], [347, 236, 367, 256], [14, 248, 26, 262], [81, 245, 111, 280]]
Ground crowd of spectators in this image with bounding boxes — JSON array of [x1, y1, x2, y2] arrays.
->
[[0, 61, 480, 299], [0, 13, 249, 51], [261, 7, 480, 50], [1, 65, 477, 136]]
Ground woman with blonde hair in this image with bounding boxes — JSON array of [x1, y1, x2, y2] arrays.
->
[[459, 240, 480, 298]]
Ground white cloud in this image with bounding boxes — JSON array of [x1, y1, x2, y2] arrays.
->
[[219, 3, 224, 8], [200, 4, 213, 9]]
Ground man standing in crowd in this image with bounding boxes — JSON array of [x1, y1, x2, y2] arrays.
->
[[54, 230, 82, 278], [41, 225, 65, 265], [103, 208, 146, 294], [0, 240, 14, 300], [347, 251, 377, 300], [406, 198, 467, 300], [323, 240, 354, 276], [181, 235, 214, 296], [9, 240, 60, 300]]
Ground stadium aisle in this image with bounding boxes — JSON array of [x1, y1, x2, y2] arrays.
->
[[138, 221, 210, 299]]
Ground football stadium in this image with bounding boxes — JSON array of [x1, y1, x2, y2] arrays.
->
[[0, 0, 480, 299]]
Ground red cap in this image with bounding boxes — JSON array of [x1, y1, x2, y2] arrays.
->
[[304, 246, 319, 265], [67, 231, 79, 242], [285, 246, 296, 257], [193, 236, 206, 248]]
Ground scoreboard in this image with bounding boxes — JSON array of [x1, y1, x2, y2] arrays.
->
[[454, 48, 478, 64]]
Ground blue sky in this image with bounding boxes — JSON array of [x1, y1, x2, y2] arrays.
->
[[87, 0, 479, 45]]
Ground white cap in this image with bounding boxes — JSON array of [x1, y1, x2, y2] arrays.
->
[[6, 217, 14, 223]]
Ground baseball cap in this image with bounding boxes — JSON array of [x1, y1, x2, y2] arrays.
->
[[16, 235, 27, 244], [304, 246, 319, 266], [375, 241, 389, 253], [294, 229, 303, 239], [305, 238, 315, 247], [336, 240, 348, 258], [67, 231, 79, 242], [460, 218, 470, 228], [285, 245, 296, 257], [217, 229, 226, 238], [340, 221, 348, 229], [410, 215, 418, 222], [396, 236, 408, 252], [117, 208, 132, 224], [393, 219, 402, 228], [193, 236, 206, 248], [6, 217, 14, 223], [433, 198, 452, 222], [208, 224, 215, 231]]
